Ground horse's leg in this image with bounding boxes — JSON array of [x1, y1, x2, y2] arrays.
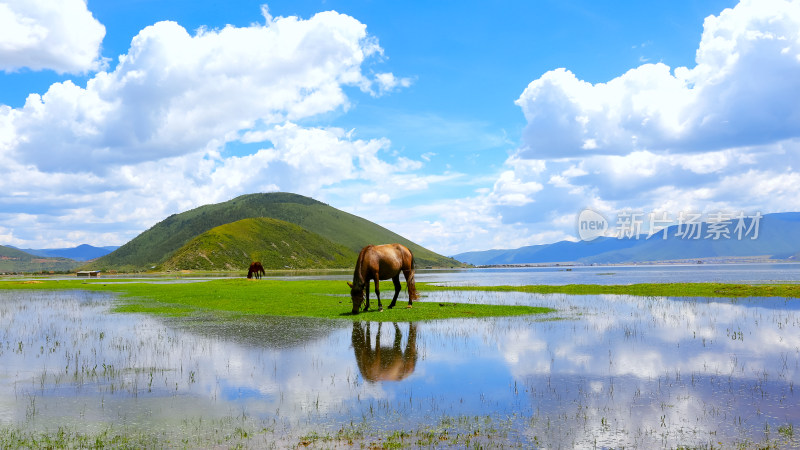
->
[[374, 277, 383, 311], [388, 275, 400, 309], [364, 281, 371, 311]]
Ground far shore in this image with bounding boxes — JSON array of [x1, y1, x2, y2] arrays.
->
[[473, 255, 796, 268], [2, 257, 799, 278]]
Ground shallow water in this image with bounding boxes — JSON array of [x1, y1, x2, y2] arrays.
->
[[46, 261, 800, 286], [416, 262, 800, 286], [0, 284, 799, 447]]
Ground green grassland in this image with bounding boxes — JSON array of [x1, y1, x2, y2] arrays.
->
[[3, 279, 800, 323], [0, 279, 552, 321], [160, 218, 357, 271], [82, 192, 463, 272]]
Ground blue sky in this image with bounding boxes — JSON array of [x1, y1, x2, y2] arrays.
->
[[2, 0, 799, 255]]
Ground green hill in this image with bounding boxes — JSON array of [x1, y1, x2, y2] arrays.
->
[[0, 245, 80, 273], [160, 218, 356, 271], [84, 192, 461, 271]]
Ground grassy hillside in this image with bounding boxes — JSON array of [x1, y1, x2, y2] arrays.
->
[[160, 218, 357, 271], [84, 192, 461, 271], [0, 245, 80, 273]]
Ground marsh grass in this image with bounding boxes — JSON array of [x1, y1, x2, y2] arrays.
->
[[0, 279, 553, 322], [0, 414, 529, 449], [255, 414, 522, 448], [0, 421, 274, 449]]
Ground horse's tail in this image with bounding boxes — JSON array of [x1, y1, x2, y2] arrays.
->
[[406, 252, 419, 301]]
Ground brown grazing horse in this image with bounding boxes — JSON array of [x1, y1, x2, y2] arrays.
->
[[347, 243, 419, 314], [351, 322, 417, 382], [247, 261, 265, 279]]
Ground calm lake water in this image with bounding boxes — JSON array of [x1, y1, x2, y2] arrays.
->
[[1, 265, 799, 447], [415, 262, 800, 286]]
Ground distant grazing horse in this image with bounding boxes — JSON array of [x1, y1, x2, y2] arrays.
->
[[351, 322, 417, 382], [347, 243, 418, 314], [247, 261, 265, 279]]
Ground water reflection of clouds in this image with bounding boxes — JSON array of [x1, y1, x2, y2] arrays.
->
[[486, 292, 800, 384], [474, 291, 800, 446], [406, 290, 800, 445], [0, 291, 380, 431], [2, 287, 799, 447]]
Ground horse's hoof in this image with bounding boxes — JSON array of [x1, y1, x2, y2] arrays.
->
[[406, 305, 413, 309], [379, 307, 384, 312]]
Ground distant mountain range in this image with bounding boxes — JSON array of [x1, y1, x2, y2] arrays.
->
[[8, 200, 800, 273], [12, 244, 119, 261], [0, 244, 118, 273], [453, 212, 800, 265], [0, 245, 80, 273]]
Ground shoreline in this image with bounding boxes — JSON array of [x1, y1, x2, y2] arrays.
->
[[472, 256, 797, 268]]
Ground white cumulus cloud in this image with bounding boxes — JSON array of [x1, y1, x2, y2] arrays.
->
[[0, 7, 421, 248], [6, 10, 391, 173], [0, 0, 106, 73], [516, 0, 800, 159], [403, 0, 800, 255], [455, 0, 800, 252]]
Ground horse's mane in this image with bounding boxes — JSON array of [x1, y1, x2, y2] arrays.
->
[[353, 245, 373, 288]]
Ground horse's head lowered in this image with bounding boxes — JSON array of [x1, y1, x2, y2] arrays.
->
[[347, 282, 364, 314]]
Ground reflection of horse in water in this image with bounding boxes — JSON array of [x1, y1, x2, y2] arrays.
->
[[347, 243, 419, 314], [247, 261, 265, 279], [351, 322, 417, 382]]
